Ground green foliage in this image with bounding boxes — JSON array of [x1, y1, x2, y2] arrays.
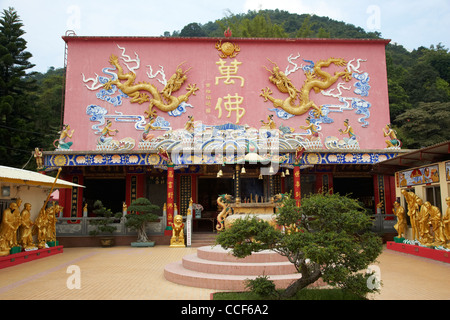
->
[[394, 101, 450, 148], [216, 193, 383, 299], [213, 288, 366, 300], [244, 275, 278, 298], [0, 7, 37, 167], [89, 200, 122, 236], [125, 197, 159, 242]]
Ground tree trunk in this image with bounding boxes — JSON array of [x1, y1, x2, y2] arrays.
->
[[137, 224, 149, 242], [280, 265, 322, 299]]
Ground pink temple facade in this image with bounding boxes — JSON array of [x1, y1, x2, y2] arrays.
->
[[63, 37, 391, 151]]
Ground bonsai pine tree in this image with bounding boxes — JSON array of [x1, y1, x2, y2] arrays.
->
[[89, 200, 122, 236], [216, 192, 383, 299], [125, 198, 159, 243]]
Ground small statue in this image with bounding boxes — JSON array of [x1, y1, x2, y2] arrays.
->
[[55, 124, 74, 149], [157, 146, 172, 165], [170, 214, 185, 247], [184, 115, 195, 133], [299, 117, 320, 141], [34, 147, 44, 170], [392, 201, 406, 239], [339, 119, 357, 142], [19, 203, 36, 250], [98, 120, 118, 145], [142, 116, 159, 141], [383, 124, 401, 148], [294, 145, 305, 165], [260, 114, 276, 130]]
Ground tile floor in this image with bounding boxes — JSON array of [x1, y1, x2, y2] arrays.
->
[[0, 245, 448, 300]]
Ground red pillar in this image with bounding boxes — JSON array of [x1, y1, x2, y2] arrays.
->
[[166, 165, 175, 234], [294, 165, 301, 207]]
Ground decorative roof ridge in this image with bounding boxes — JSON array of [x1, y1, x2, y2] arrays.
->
[[62, 35, 391, 45]]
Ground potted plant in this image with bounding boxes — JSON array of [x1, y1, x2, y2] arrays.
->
[[89, 200, 122, 247], [125, 197, 160, 247]]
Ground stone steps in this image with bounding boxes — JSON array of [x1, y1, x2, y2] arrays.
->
[[164, 245, 326, 291], [189, 232, 217, 247]]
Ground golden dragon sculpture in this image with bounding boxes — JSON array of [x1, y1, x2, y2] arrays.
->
[[216, 194, 233, 231], [103, 54, 199, 117], [260, 57, 352, 117]]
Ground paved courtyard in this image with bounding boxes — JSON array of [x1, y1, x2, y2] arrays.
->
[[0, 245, 448, 300]]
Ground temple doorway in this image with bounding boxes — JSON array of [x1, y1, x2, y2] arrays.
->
[[83, 178, 126, 215], [333, 177, 375, 214]]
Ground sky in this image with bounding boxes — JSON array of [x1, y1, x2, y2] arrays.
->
[[1, 0, 449, 73]]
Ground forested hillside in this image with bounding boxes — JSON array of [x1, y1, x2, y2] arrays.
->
[[1, 8, 448, 168]]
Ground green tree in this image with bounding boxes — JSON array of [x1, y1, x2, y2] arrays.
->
[[29, 67, 64, 150], [394, 101, 450, 149], [296, 14, 314, 38], [217, 11, 287, 38], [179, 22, 207, 37], [0, 7, 36, 167], [125, 198, 160, 243], [216, 193, 383, 299]]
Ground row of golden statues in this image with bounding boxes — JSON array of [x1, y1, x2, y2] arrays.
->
[[0, 199, 61, 256], [393, 192, 450, 248]]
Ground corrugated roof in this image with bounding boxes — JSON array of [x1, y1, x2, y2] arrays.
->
[[0, 166, 84, 189], [373, 140, 450, 174]]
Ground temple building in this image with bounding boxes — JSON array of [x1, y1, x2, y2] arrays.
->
[[42, 34, 410, 240]]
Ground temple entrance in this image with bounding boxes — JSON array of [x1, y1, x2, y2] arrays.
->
[[333, 177, 375, 214], [83, 178, 126, 215]]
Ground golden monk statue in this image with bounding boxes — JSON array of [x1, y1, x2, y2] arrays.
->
[[443, 197, 450, 248], [0, 202, 19, 254], [425, 202, 446, 246], [46, 203, 60, 243], [33, 206, 50, 248], [393, 201, 406, 239], [416, 197, 432, 244], [19, 203, 36, 249], [170, 214, 185, 247], [401, 189, 420, 240], [0, 199, 22, 249]]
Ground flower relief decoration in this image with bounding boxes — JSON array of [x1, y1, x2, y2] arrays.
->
[[261, 53, 373, 150], [81, 44, 198, 151]]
